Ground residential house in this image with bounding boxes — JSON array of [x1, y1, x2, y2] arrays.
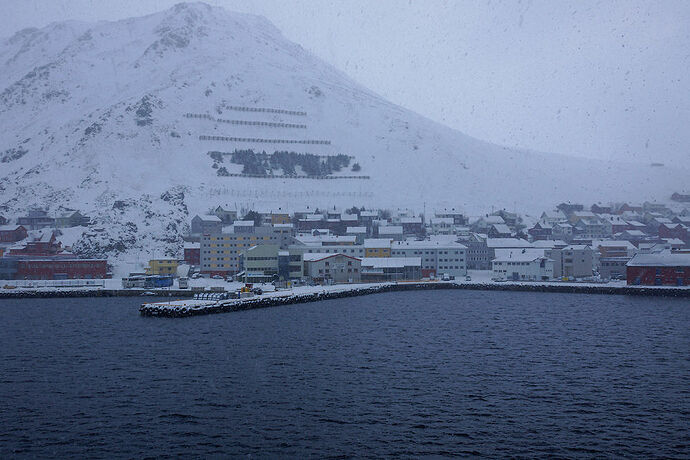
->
[[191, 215, 222, 235], [346, 226, 367, 244], [55, 210, 90, 228], [488, 224, 512, 238], [377, 225, 404, 241], [400, 217, 424, 236], [361, 257, 422, 282], [0, 225, 28, 243], [303, 253, 361, 283], [658, 223, 688, 243], [528, 221, 553, 241], [491, 252, 554, 281], [213, 206, 238, 224], [17, 209, 55, 230], [434, 208, 466, 225], [430, 217, 454, 235]]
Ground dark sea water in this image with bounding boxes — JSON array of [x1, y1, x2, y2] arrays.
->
[[1, 290, 688, 458]]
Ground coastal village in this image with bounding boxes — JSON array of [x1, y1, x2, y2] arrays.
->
[[1, 193, 690, 291]]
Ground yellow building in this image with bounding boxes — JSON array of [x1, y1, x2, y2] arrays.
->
[[146, 259, 178, 276], [271, 212, 291, 225], [364, 239, 392, 258]]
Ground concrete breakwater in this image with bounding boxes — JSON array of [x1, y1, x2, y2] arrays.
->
[[140, 282, 690, 318], [0, 289, 194, 300]]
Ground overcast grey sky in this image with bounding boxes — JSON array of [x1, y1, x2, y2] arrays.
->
[[3, 0, 689, 164]]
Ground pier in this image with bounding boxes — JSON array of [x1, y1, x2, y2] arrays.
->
[[140, 282, 690, 318]]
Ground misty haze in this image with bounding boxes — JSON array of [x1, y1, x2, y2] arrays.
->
[[1, 1, 688, 458]]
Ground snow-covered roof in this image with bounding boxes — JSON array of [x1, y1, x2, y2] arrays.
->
[[591, 240, 635, 250], [491, 224, 512, 234], [662, 238, 687, 246], [361, 257, 421, 269], [378, 226, 403, 234], [627, 251, 690, 267], [303, 253, 361, 262], [431, 217, 454, 225], [233, 220, 254, 227], [346, 226, 367, 234], [392, 239, 467, 249], [531, 240, 567, 248], [494, 248, 546, 260], [493, 252, 549, 263], [563, 244, 591, 250], [341, 213, 358, 222], [486, 238, 532, 248], [401, 217, 422, 224], [201, 215, 222, 222], [183, 242, 200, 249], [364, 238, 392, 248], [0, 225, 24, 231]]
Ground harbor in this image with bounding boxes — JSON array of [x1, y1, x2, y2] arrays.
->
[[140, 281, 690, 318]]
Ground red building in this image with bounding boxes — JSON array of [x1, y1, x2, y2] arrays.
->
[[183, 242, 200, 266], [626, 252, 690, 286], [9, 231, 62, 256], [16, 259, 108, 280], [0, 225, 28, 243], [658, 223, 689, 243]]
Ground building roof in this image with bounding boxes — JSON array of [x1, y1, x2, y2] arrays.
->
[[364, 238, 392, 249], [200, 215, 222, 222], [379, 225, 403, 234], [233, 220, 254, 227], [183, 242, 200, 249], [627, 251, 690, 267], [401, 217, 422, 224], [591, 240, 636, 250], [531, 240, 567, 248], [303, 253, 361, 262], [346, 226, 367, 234], [493, 252, 550, 263], [491, 224, 512, 234], [0, 225, 24, 232], [494, 248, 546, 261], [431, 217, 454, 225], [361, 257, 421, 269], [392, 239, 467, 249], [486, 238, 532, 249]]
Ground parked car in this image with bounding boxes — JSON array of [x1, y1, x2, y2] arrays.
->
[[211, 274, 223, 280], [465, 275, 472, 281]]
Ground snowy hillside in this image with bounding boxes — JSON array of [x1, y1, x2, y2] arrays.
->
[[1, 2, 687, 268]]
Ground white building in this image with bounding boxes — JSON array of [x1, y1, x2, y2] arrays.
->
[[391, 239, 467, 277], [492, 251, 554, 281]]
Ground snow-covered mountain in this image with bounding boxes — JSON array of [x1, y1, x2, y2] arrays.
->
[[1, 2, 686, 268]]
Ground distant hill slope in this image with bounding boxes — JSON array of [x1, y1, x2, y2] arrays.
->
[[1, 2, 686, 268]]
